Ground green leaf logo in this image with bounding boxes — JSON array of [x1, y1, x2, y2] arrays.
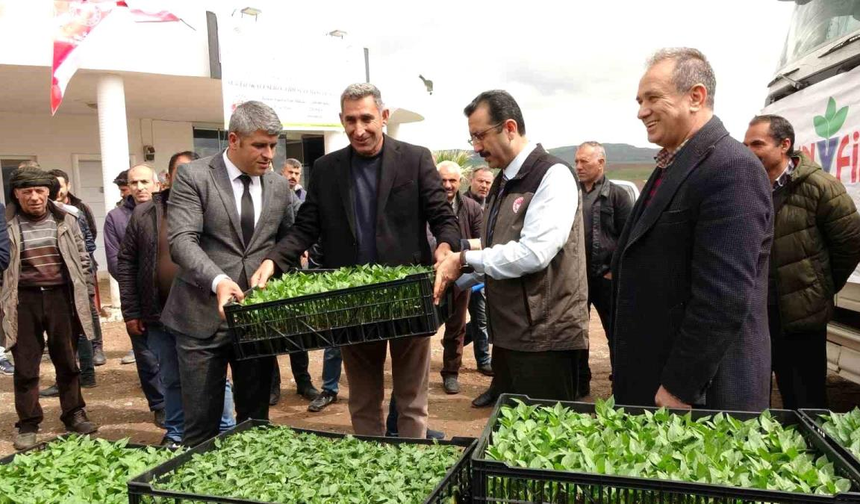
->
[[814, 97, 849, 138]]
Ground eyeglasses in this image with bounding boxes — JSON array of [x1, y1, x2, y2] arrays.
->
[[468, 123, 504, 146]]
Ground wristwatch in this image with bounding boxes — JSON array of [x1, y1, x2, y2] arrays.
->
[[459, 252, 474, 273]]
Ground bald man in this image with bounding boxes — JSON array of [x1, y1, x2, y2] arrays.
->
[[105, 164, 166, 426]]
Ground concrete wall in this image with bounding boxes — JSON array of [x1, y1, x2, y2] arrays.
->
[[0, 111, 194, 276]]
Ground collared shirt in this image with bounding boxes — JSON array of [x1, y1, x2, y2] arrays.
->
[[646, 139, 690, 206], [464, 142, 578, 280], [223, 151, 262, 227], [772, 158, 796, 191], [211, 151, 264, 293]]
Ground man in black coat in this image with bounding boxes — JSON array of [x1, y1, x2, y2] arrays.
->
[[610, 48, 773, 411], [251, 83, 459, 438]]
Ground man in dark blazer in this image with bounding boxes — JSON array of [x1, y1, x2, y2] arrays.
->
[[251, 83, 459, 438], [162, 101, 296, 447], [611, 48, 773, 412]]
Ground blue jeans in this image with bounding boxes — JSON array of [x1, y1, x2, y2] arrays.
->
[[464, 288, 491, 366], [321, 347, 342, 394], [129, 328, 164, 412], [149, 324, 236, 442]]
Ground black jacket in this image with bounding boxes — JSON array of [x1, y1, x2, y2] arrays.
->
[[267, 135, 460, 271], [583, 177, 633, 278], [117, 190, 167, 324], [610, 116, 773, 411], [68, 192, 97, 241]]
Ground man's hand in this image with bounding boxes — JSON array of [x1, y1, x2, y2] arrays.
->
[[250, 259, 276, 290], [434, 242, 453, 267], [216, 278, 245, 320], [604, 272, 612, 280], [125, 319, 146, 336], [654, 385, 691, 409], [434, 252, 462, 304]]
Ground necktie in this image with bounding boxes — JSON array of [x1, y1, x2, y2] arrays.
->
[[486, 175, 508, 246], [238, 174, 254, 248]]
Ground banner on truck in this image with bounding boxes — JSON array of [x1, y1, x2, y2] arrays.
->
[[762, 65, 860, 283]]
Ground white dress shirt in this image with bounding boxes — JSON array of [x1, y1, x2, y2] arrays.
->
[[211, 151, 264, 293], [463, 142, 578, 280]]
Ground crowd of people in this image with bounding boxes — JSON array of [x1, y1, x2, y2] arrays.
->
[[1, 45, 859, 450]]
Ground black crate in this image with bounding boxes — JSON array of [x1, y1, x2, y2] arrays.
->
[[801, 409, 860, 474], [472, 395, 860, 504], [128, 419, 476, 504], [225, 272, 453, 360]]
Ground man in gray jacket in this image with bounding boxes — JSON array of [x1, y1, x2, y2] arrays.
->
[[162, 101, 297, 447]]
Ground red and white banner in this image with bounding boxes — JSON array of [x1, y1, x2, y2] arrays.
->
[[51, 1, 179, 115]]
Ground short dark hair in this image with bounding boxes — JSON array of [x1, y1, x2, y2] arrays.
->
[[168, 151, 199, 175], [470, 166, 493, 179], [48, 168, 70, 182], [463, 90, 526, 136], [750, 114, 795, 152]]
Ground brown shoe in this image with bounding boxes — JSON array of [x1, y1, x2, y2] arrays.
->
[[64, 410, 98, 435], [13, 431, 37, 451]]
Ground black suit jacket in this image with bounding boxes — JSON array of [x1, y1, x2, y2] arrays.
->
[[268, 135, 459, 271], [610, 116, 773, 411]]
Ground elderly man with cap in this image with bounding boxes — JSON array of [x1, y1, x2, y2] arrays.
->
[[2, 167, 98, 450]]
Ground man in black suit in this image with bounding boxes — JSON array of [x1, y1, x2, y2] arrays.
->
[[610, 48, 773, 411], [251, 83, 459, 438], [163, 101, 297, 446]]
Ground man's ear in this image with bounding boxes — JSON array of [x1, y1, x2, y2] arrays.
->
[[689, 83, 708, 112]]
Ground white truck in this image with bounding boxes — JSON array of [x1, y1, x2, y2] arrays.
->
[[763, 0, 860, 384]]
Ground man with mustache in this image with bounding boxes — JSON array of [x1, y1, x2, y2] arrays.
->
[[435, 89, 589, 405]]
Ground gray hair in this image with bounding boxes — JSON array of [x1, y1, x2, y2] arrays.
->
[[228, 101, 282, 137], [283, 158, 302, 170], [436, 161, 462, 178], [128, 163, 157, 183], [578, 141, 606, 162], [340, 83, 384, 111], [647, 47, 716, 109], [470, 166, 493, 179]]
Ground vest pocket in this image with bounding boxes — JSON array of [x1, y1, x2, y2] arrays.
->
[[521, 280, 534, 327]]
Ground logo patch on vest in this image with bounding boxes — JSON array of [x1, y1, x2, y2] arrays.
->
[[512, 197, 524, 214]]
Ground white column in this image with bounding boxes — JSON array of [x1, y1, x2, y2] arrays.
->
[[97, 74, 129, 308], [323, 131, 348, 154]]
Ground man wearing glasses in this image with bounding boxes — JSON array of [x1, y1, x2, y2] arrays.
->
[[435, 90, 589, 405]]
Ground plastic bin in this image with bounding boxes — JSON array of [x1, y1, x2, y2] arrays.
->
[[472, 395, 860, 504], [801, 409, 860, 475], [128, 419, 475, 504], [225, 272, 453, 360]]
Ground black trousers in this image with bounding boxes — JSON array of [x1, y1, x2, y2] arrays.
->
[[270, 351, 312, 392], [176, 327, 274, 447], [577, 275, 612, 392], [12, 287, 85, 432], [769, 304, 828, 409], [493, 346, 579, 402]]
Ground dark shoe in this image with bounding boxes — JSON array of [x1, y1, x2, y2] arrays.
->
[[40, 384, 59, 398], [307, 390, 337, 412], [120, 350, 136, 365], [92, 348, 106, 366], [297, 383, 320, 401], [0, 357, 14, 376], [81, 375, 97, 388], [442, 376, 460, 395], [160, 435, 181, 449], [472, 388, 499, 408], [477, 362, 494, 376], [269, 386, 281, 406], [154, 409, 166, 429], [386, 427, 446, 440], [64, 410, 98, 434], [13, 431, 37, 451], [576, 382, 591, 400]]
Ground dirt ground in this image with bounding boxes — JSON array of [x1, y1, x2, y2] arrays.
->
[[1, 307, 858, 457]]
